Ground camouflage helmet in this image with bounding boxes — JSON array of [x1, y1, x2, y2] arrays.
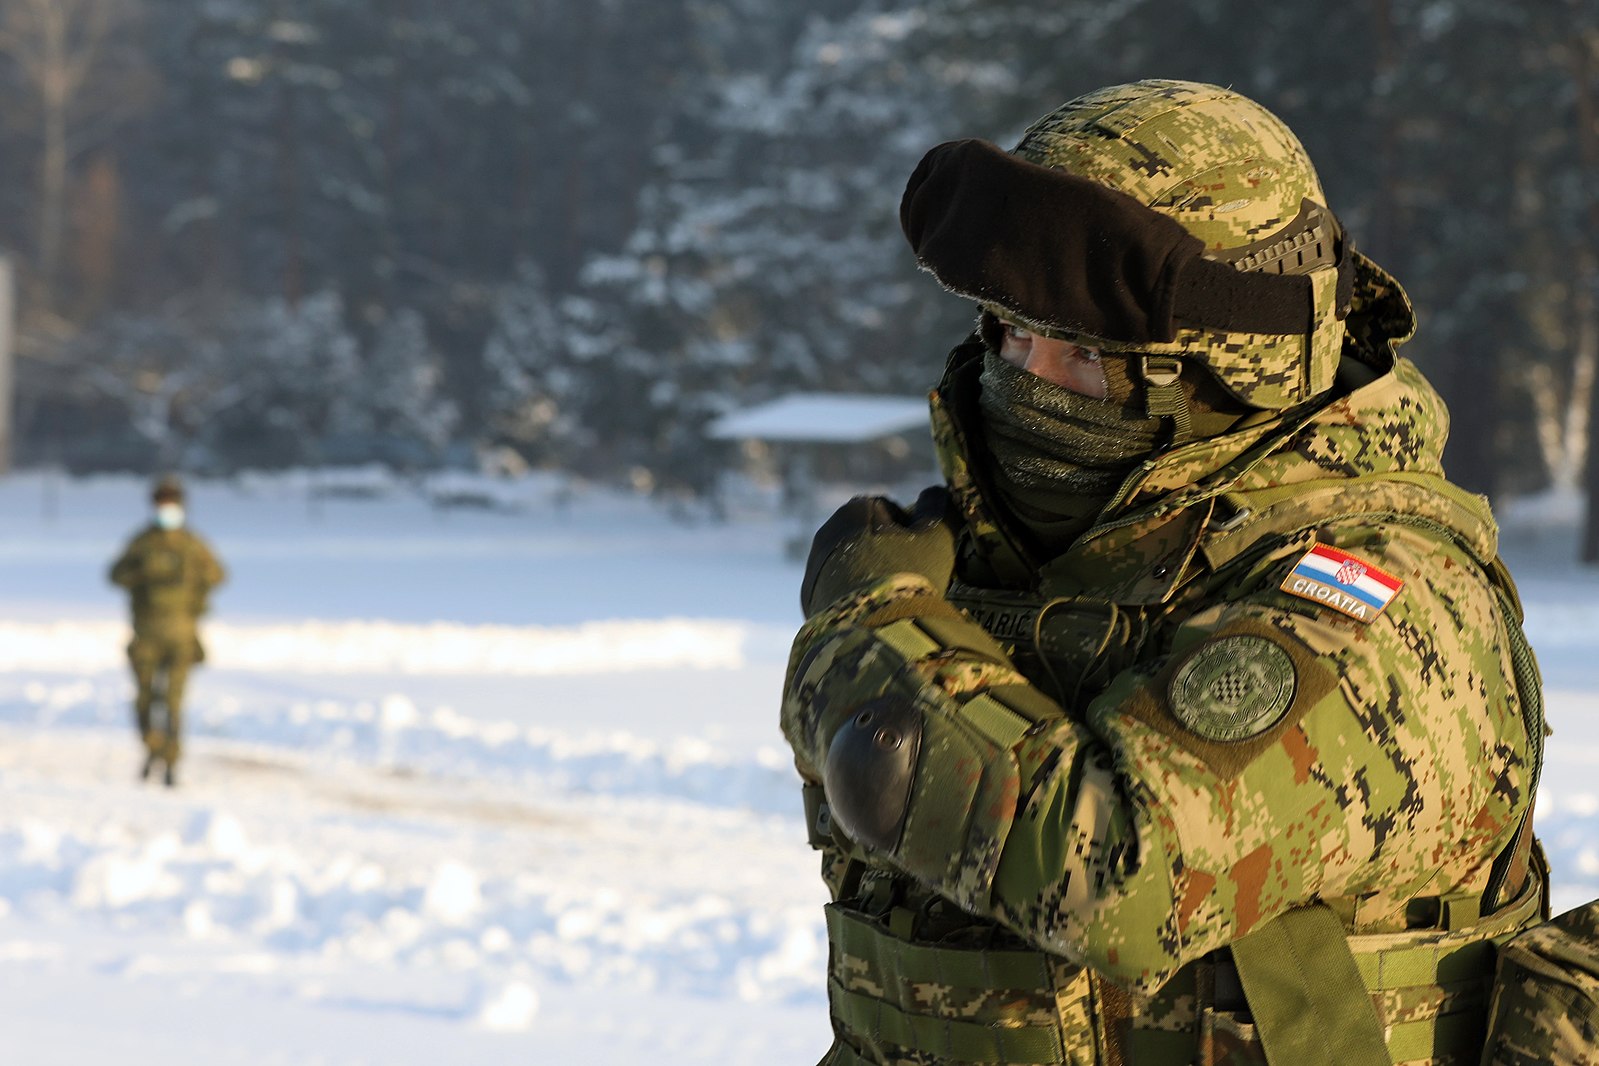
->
[[901, 79, 1356, 411]]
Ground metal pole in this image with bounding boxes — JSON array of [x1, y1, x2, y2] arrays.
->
[[0, 254, 13, 474]]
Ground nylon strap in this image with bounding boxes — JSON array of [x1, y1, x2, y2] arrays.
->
[[824, 865, 1542, 1066], [825, 904, 1067, 1063], [827, 904, 1052, 989], [802, 782, 833, 848], [875, 619, 943, 663], [828, 979, 1066, 1064], [1482, 572, 1546, 913], [1126, 1029, 1196, 1062], [956, 693, 1034, 750], [1141, 354, 1194, 446], [1388, 1011, 1485, 1061], [1230, 904, 1394, 1066], [820, 1040, 874, 1066]]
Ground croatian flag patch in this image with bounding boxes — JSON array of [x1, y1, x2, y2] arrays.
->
[[1280, 542, 1403, 623]]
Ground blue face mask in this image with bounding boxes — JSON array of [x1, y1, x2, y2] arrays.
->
[[154, 503, 185, 530]]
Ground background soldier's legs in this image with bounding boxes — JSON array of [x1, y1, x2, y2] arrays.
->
[[160, 650, 195, 767], [127, 643, 162, 757]]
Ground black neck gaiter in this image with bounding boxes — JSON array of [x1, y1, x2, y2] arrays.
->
[[975, 352, 1163, 552]]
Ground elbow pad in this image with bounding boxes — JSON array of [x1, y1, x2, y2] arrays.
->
[[822, 697, 924, 852]]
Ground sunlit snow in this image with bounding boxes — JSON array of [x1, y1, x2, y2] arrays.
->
[[0, 471, 1594, 1064]]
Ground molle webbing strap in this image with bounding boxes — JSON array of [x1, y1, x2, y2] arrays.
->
[[872, 613, 1013, 673], [957, 692, 1037, 750], [828, 904, 1053, 988], [825, 904, 1067, 1064], [873, 617, 945, 663], [872, 616, 1052, 747], [1353, 941, 1495, 1063], [1229, 905, 1395, 1066], [828, 981, 1066, 1064], [1229, 867, 1546, 1066], [1348, 865, 1546, 1061]]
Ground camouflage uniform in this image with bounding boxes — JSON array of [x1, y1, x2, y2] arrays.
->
[[782, 82, 1545, 1065], [110, 509, 225, 774]]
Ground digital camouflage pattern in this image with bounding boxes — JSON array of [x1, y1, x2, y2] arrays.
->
[[981, 80, 1351, 410], [110, 525, 225, 767], [781, 250, 1543, 1063], [1015, 81, 1327, 252], [111, 526, 224, 638], [1483, 899, 1599, 1065]]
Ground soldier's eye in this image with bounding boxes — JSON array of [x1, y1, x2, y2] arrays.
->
[[1004, 322, 1033, 341]]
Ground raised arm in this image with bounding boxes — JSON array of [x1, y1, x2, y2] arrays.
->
[[782, 531, 1531, 993]]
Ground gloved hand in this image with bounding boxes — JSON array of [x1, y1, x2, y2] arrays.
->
[[799, 486, 958, 617]]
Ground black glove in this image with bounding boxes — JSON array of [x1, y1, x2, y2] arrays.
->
[[799, 486, 958, 617]]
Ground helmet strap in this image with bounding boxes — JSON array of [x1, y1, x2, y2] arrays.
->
[[1141, 355, 1194, 447]]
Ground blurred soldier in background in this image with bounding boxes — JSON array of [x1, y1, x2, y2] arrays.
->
[[110, 475, 226, 788], [782, 81, 1549, 1064]]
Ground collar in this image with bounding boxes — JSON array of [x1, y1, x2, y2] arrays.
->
[[933, 340, 1491, 604]]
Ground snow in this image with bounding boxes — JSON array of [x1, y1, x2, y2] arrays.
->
[[0, 618, 750, 675], [0, 471, 1595, 1064]]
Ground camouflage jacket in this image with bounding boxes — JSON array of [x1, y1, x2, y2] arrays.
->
[[110, 526, 226, 638], [781, 263, 1539, 1063]]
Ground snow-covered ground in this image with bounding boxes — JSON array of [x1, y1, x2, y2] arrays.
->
[[0, 471, 1595, 1065]]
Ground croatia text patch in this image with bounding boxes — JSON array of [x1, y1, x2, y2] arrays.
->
[[1280, 542, 1403, 623]]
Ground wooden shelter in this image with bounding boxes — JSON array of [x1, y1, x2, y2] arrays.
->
[[708, 392, 935, 555]]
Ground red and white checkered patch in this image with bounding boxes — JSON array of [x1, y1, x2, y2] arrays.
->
[[1335, 559, 1367, 585]]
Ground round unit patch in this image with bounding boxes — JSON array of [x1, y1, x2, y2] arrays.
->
[[1168, 635, 1297, 742]]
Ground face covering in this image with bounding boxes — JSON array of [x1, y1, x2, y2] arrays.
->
[[154, 503, 185, 530], [976, 351, 1163, 551]]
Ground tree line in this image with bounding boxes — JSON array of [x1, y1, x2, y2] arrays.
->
[[1, 0, 1596, 555]]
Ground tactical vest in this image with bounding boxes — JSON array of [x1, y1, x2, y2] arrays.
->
[[808, 474, 1548, 1066]]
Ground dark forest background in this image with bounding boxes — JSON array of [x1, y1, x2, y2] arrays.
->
[[2, 0, 1597, 554]]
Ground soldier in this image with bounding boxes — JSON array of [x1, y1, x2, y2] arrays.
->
[[110, 475, 226, 788], [781, 81, 1547, 1065]]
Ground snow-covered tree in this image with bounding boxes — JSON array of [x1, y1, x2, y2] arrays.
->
[[479, 263, 587, 468], [359, 308, 457, 451]]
